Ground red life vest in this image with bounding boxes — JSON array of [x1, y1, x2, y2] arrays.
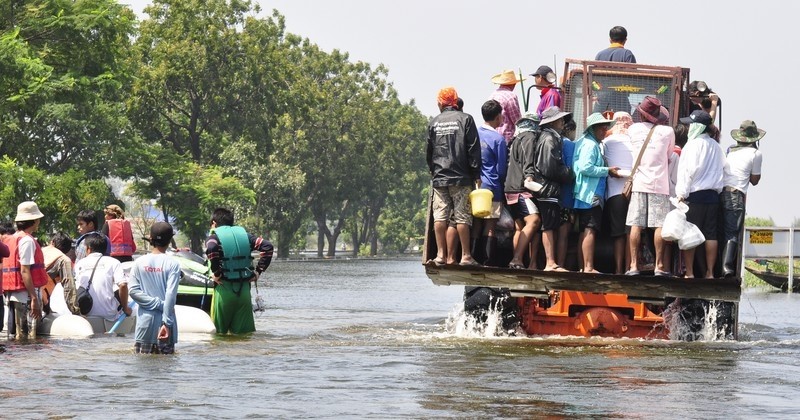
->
[[107, 219, 136, 257], [2, 231, 49, 292]]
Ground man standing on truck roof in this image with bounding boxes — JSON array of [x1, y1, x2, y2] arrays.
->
[[427, 87, 482, 267], [626, 97, 675, 276], [473, 99, 508, 266], [489, 70, 525, 144], [596, 26, 636, 63]]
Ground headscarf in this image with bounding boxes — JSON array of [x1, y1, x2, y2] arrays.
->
[[514, 112, 540, 136], [687, 122, 707, 141], [437, 87, 459, 108], [608, 111, 633, 136]]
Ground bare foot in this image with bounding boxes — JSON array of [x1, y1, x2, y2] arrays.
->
[[583, 268, 601, 274], [544, 265, 569, 272]]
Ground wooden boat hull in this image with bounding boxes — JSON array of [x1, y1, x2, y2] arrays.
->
[[745, 266, 800, 292]]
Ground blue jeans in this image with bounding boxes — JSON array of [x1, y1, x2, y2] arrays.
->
[[721, 189, 745, 242]]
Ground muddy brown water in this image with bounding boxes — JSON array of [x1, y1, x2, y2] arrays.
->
[[1, 258, 798, 418]]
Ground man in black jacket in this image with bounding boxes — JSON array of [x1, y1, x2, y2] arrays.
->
[[426, 87, 481, 266], [533, 107, 573, 271], [504, 113, 542, 269]]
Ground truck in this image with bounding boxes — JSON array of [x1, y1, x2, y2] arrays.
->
[[423, 59, 741, 341]]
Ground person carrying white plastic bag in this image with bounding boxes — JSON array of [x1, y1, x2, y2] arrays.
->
[[661, 198, 690, 242]]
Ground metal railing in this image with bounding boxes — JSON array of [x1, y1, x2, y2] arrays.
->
[[743, 227, 798, 292]]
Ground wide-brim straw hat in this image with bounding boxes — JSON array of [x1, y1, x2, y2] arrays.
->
[[491, 69, 526, 85], [731, 120, 766, 143], [15, 201, 44, 222]]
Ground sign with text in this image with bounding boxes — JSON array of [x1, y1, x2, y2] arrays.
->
[[744, 228, 799, 258]]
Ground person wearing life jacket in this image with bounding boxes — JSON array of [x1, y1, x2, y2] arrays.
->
[[205, 208, 274, 335], [0, 222, 12, 334], [101, 204, 136, 262], [2, 201, 48, 339]]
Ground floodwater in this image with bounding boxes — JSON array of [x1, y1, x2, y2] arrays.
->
[[1, 258, 799, 418]]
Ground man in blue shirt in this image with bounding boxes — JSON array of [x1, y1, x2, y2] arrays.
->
[[473, 99, 507, 266], [595, 26, 636, 63]]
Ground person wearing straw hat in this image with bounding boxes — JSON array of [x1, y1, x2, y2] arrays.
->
[[675, 110, 726, 279], [2, 201, 47, 339], [489, 69, 525, 144], [573, 112, 621, 273], [720, 120, 765, 277]]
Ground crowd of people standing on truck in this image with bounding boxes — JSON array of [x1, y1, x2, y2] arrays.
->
[[1, 201, 274, 353], [426, 26, 764, 279]]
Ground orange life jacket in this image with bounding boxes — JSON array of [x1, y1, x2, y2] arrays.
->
[[2, 231, 49, 292], [107, 219, 136, 257]]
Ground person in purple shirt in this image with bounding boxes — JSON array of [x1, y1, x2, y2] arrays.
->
[[595, 26, 636, 63], [532, 65, 562, 118], [472, 99, 508, 266]]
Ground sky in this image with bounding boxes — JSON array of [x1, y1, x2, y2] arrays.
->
[[127, 0, 797, 225]]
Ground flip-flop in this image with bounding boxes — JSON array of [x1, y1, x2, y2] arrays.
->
[[427, 258, 445, 267], [654, 270, 672, 277], [508, 262, 525, 270], [625, 269, 640, 276], [582, 269, 601, 274], [459, 259, 481, 267]]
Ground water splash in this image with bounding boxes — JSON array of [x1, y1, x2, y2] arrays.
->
[[444, 302, 516, 338], [661, 299, 733, 341]]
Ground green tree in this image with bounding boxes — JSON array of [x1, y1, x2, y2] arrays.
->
[[0, 0, 136, 177], [125, 0, 290, 251], [0, 157, 112, 237]]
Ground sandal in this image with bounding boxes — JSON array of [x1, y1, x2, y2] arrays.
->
[[427, 257, 445, 267], [508, 262, 525, 270], [459, 259, 481, 267]]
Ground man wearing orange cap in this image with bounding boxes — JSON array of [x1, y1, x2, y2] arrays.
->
[[489, 69, 525, 143], [427, 87, 481, 266]]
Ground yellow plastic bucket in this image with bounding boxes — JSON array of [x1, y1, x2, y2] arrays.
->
[[469, 189, 493, 218]]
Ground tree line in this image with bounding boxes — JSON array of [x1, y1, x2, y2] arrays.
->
[[0, 0, 429, 257]]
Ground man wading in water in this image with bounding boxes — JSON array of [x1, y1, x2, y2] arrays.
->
[[205, 208, 274, 334]]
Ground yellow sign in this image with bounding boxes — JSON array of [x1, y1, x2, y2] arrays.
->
[[609, 84, 644, 93], [749, 230, 773, 244]]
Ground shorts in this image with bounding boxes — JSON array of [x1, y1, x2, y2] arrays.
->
[[478, 201, 504, 219], [686, 201, 719, 239], [535, 199, 561, 231], [134, 341, 175, 355], [212, 281, 256, 335], [604, 195, 630, 237], [432, 185, 472, 225], [560, 208, 574, 225], [577, 206, 603, 231], [507, 196, 539, 221], [626, 192, 670, 228]]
